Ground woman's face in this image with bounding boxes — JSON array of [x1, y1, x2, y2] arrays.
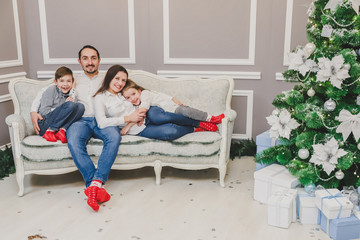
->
[[108, 71, 127, 94]]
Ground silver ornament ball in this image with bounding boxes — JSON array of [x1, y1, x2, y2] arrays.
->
[[357, 95, 360, 106], [304, 43, 316, 56], [335, 170, 344, 180], [307, 88, 315, 97], [298, 149, 310, 159], [324, 99, 336, 111]]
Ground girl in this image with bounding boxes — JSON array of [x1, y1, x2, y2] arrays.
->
[[120, 79, 224, 135], [38, 66, 84, 143]]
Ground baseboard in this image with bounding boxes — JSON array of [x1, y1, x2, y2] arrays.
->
[[0, 143, 11, 151]]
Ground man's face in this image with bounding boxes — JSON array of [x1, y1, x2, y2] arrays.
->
[[78, 48, 100, 76]]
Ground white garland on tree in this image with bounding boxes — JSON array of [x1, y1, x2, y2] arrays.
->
[[288, 48, 317, 76], [324, 0, 360, 14], [316, 54, 350, 89], [336, 109, 360, 142], [266, 109, 300, 139], [309, 137, 348, 175]]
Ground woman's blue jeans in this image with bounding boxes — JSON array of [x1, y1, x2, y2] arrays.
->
[[67, 117, 121, 187], [38, 101, 85, 136], [138, 106, 199, 141]]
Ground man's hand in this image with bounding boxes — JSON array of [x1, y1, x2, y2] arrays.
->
[[30, 112, 43, 135]]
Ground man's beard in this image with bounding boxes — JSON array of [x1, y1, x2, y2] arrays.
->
[[84, 65, 97, 74]]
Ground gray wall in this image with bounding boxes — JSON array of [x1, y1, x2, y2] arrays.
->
[[0, 0, 311, 146]]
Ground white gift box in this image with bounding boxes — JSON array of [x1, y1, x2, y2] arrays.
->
[[254, 164, 300, 204], [268, 189, 298, 228], [315, 189, 353, 219], [298, 193, 319, 225]]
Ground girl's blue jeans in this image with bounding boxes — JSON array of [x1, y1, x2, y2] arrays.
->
[[138, 106, 199, 141]]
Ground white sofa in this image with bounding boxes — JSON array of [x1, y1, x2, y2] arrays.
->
[[6, 70, 236, 196]]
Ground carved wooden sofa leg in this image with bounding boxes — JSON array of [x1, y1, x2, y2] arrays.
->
[[154, 160, 162, 185]]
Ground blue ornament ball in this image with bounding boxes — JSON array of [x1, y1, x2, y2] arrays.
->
[[305, 183, 316, 194]]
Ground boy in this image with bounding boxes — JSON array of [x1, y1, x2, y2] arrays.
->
[[38, 66, 84, 143]]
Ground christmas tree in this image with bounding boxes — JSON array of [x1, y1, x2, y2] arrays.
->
[[255, 0, 360, 189]]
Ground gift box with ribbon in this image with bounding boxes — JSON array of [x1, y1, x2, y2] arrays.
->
[[254, 164, 300, 204], [319, 212, 360, 240], [297, 188, 320, 225], [267, 189, 298, 228], [255, 130, 281, 170], [315, 189, 353, 220]]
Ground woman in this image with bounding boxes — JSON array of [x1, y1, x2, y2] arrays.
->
[[93, 65, 216, 141]]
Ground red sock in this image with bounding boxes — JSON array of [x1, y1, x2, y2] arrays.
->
[[194, 127, 205, 132], [198, 122, 217, 131], [85, 180, 102, 211], [43, 130, 57, 142], [208, 114, 225, 124], [84, 187, 111, 203]]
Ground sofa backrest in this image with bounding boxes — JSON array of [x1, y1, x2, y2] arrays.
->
[[129, 70, 233, 115], [9, 78, 53, 136], [8, 70, 234, 136]]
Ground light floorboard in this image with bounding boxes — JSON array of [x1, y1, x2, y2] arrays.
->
[[1, 156, 333, 240]]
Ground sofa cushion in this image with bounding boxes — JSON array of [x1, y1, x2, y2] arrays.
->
[[20, 131, 222, 162]]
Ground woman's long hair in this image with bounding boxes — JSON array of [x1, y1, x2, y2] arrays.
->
[[93, 64, 128, 97]]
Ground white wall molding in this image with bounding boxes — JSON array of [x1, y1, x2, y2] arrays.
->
[[38, 0, 136, 65], [283, 0, 294, 66], [231, 90, 253, 140], [0, 72, 26, 103], [276, 72, 285, 81], [0, 94, 11, 103], [37, 70, 107, 79], [163, 0, 257, 65], [0, 72, 26, 84], [157, 70, 261, 80], [0, 0, 23, 68]]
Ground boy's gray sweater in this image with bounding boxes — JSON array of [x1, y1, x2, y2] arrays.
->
[[38, 85, 71, 117]]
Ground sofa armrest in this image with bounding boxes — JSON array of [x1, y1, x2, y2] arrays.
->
[[224, 109, 237, 122], [6, 114, 27, 142]]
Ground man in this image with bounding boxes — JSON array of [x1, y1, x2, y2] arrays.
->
[[30, 45, 144, 211]]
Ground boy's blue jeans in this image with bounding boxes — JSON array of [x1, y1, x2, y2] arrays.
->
[[138, 106, 199, 141], [38, 101, 85, 136], [67, 117, 121, 187]]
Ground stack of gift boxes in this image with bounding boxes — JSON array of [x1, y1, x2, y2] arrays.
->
[[254, 131, 360, 240]]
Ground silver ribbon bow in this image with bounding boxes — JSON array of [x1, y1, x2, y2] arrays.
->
[[336, 109, 360, 142]]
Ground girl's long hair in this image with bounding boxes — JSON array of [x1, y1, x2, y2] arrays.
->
[[93, 64, 128, 97], [121, 79, 145, 94]]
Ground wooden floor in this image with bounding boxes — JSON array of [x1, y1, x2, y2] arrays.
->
[[1, 156, 332, 240]]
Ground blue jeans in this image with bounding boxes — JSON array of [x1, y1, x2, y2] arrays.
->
[[138, 106, 198, 141], [38, 101, 85, 136], [67, 117, 121, 187]]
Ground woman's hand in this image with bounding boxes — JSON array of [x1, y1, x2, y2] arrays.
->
[[125, 108, 146, 123]]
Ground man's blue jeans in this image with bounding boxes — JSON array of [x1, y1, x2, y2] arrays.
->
[[138, 106, 199, 141], [67, 117, 121, 187], [38, 101, 85, 136]]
